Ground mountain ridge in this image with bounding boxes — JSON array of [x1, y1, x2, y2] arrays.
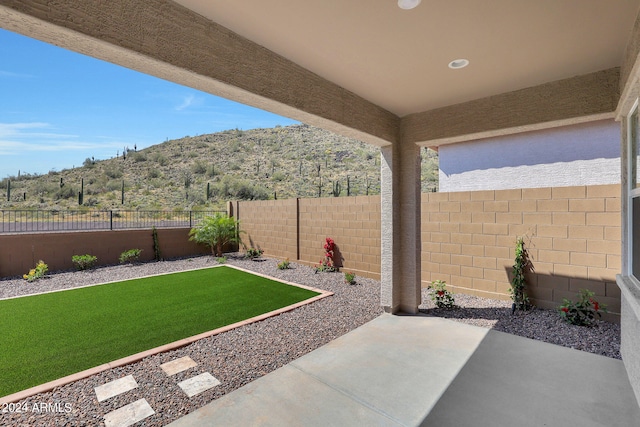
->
[[1, 124, 438, 211]]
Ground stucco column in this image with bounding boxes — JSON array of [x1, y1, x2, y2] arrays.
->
[[380, 141, 422, 314]]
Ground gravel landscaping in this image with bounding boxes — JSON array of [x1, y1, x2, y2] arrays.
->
[[0, 254, 620, 426]]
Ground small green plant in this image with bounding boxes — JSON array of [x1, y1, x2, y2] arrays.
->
[[246, 248, 264, 259], [216, 256, 227, 264], [427, 280, 456, 309], [23, 260, 48, 282], [119, 249, 142, 264], [510, 237, 531, 312], [558, 289, 607, 326], [344, 271, 356, 285], [277, 258, 291, 270], [314, 237, 337, 272], [71, 254, 97, 271]]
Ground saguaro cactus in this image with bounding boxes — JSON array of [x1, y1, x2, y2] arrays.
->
[[78, 178, 84, 205], [332, 181, 341, 197]]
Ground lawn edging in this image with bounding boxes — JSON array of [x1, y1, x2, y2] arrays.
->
[[0, 264, 333, 404]]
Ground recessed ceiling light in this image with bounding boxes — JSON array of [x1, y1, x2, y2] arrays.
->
[[448, 59, 469, 69], [398, 0, 421, 10]]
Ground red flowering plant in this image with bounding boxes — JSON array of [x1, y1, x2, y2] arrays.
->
[[558, 289, 607, 326], [427, 280, 456, 309], [314, 237, 337, 273]]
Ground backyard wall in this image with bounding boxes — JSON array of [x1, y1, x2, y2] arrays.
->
[[236, 184, 621, 320], [421, 184, 621, 321], [237, 196, 381, 279], [0, 228, 209, 277]]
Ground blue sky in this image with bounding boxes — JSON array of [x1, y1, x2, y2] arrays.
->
[[0, 28, 298, 178]]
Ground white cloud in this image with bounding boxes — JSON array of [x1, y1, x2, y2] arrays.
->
[[0, 70, 34, 79], [175, 94, 205, 111], [0, 122, 115, 155]]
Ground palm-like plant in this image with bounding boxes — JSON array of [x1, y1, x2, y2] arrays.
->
[[189, 213, 241, 257]]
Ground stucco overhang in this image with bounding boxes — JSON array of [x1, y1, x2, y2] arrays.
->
[[1, 0, 640, 146]]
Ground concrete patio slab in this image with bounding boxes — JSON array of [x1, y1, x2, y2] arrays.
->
[[94, 374, 138, 402], [168, 314, 640, 427], [161, 356, 198, 376], [103, 398, 154, 427], [178, 372, 221, 398]]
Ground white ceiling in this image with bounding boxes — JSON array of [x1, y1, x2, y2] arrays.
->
[[174, 0, 640, 117]]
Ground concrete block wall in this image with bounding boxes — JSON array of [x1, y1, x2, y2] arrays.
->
[[421, 184, 621, 319], [0, 228, 209, 277], [236, 184, 621, 319], [237, 196, 381, 279], [236, 198, 298, 261], [299, 196, 381, 277]]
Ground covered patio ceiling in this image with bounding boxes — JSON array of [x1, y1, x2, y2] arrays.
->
[[177, 0, 638, 117], [1, 1, 640, 146]]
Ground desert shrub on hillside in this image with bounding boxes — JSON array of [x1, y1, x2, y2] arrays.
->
[[192, 160, 207, 175], [104, 166, 123, 179]]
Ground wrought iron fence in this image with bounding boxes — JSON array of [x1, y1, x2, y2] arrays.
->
[[0, 210, 226, 233]]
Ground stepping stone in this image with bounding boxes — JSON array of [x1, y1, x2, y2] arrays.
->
[[177, 372, 221, 397], [103, 398, 155, 427], [160, 356, 198, 376], [95, 375, 138, 402]]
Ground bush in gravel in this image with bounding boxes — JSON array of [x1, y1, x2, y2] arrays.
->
[[246, 248, 264, 259], [428, 280, 456, 309], [315, 237, 337, 272], [558, 289, 607, 326], [23, 260, 48, 282], [119, 248, 142, 264], [277, 258, 291, 270], [344, 271, 356, 285], [72, 254, 97, 271], [510, 237, 531, 312]]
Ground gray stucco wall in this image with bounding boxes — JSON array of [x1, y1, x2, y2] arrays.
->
[[438, 119, 620, 191], [620, 280, 640, 408]]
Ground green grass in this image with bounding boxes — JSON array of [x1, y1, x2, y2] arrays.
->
[[0, 266, 319, 397]]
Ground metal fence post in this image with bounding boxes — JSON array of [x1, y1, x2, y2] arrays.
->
[[110, 210, 113, 230], [189, 211, 193, 228]]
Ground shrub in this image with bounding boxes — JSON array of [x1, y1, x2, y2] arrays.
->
[[428, 280, 456, 309], [189, 213, 241, 257], [277, 258, 290, 270], [344, 271, 356, 285], [558, 289, 607, 326], [119, 248, 142, 264], [216, 256, 227, 264], [132, 152, 147, 162], [152, 226, 162, 261], [246, 248, 264, 259], [72, 254, 97, 271], [147, 168, 161, 179], [104, 166, 123, 179], [314, 237, 336, 272], [192, 160, 207, 175], [510, 237, 531, 312], [23, 260, 48, 282]]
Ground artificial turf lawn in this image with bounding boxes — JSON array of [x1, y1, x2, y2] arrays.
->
[[0, 266, 320, 397]]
